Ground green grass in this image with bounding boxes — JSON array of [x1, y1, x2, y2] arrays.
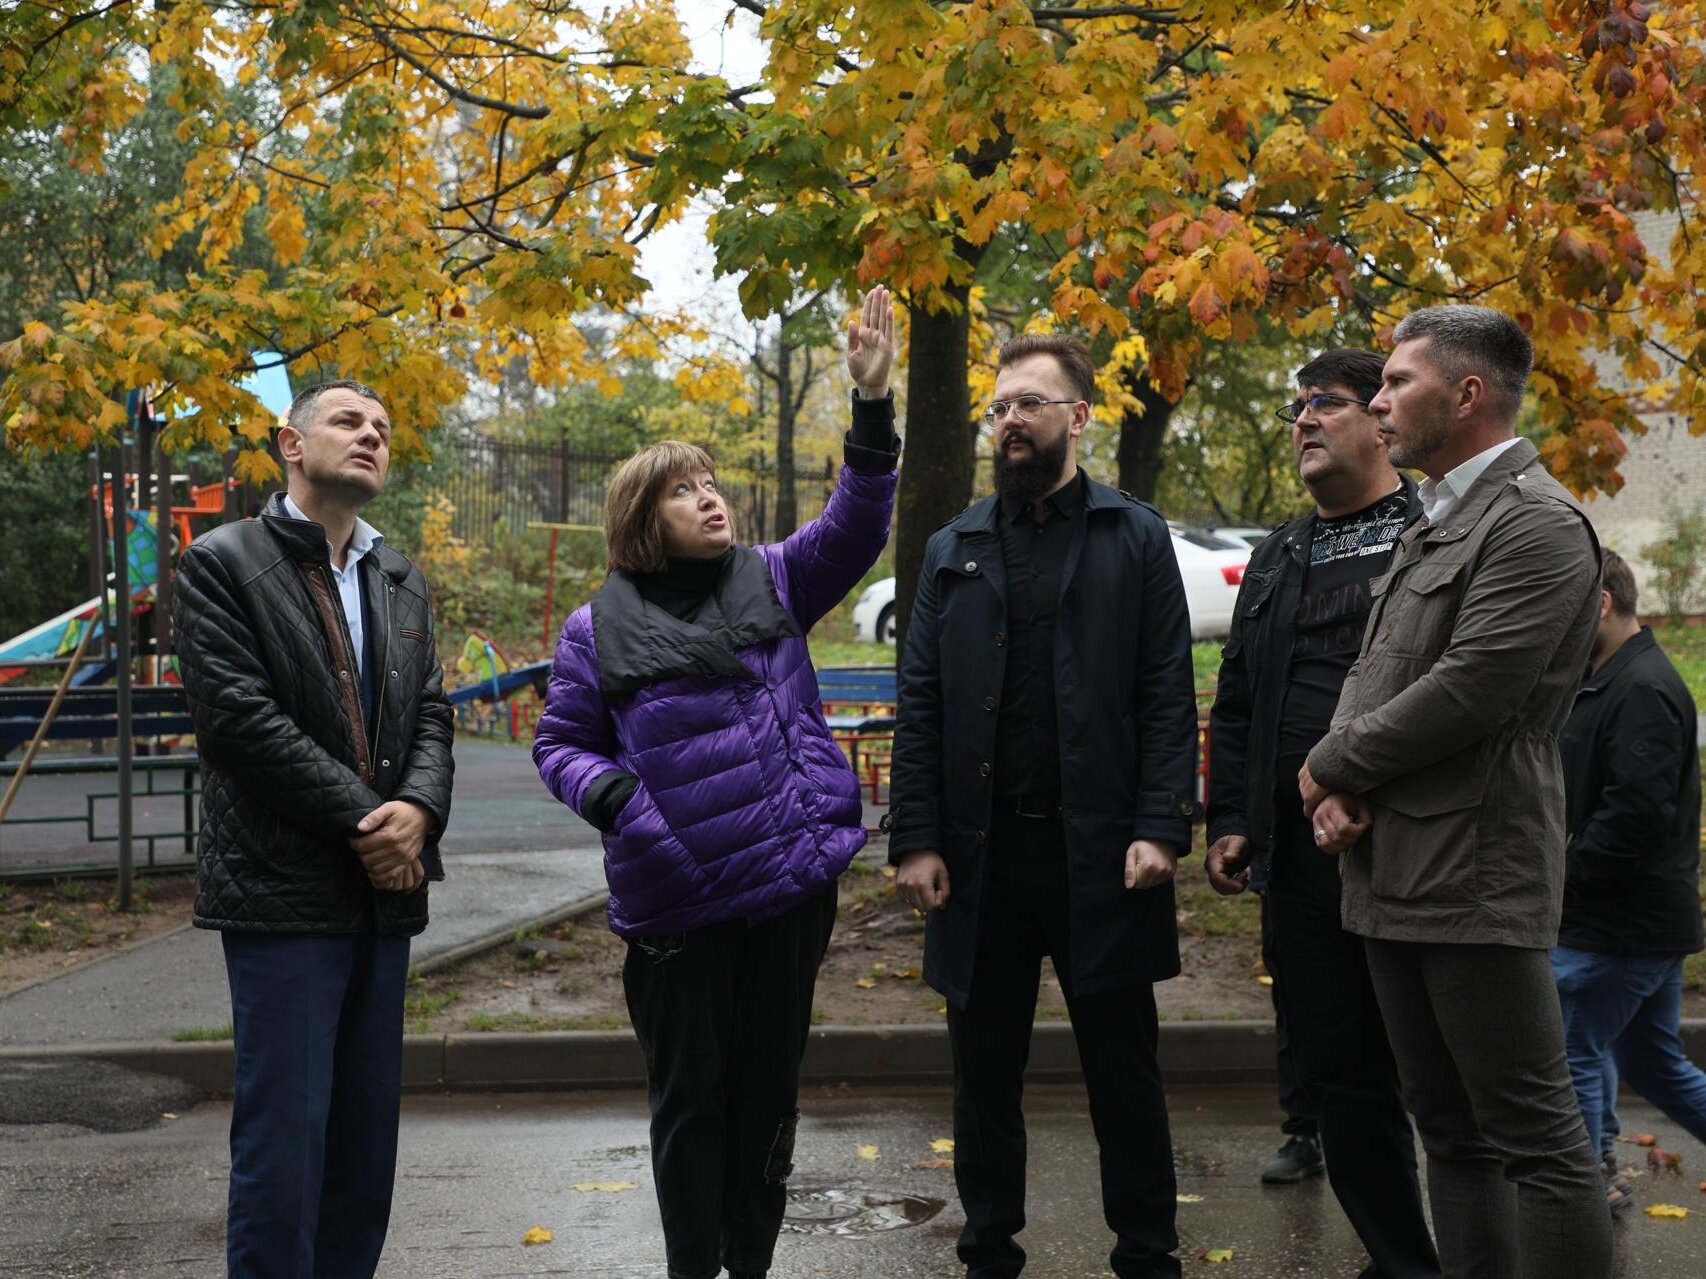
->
[[811, 638, 1226, 685], [1173, 877, 1263, 943], [171, 1024, 233, 1042], [810, 639, 890, 669], [465, 1011, 626, 1032], [1652, 622, 1706, 704]]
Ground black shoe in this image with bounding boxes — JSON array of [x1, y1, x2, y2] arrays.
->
[[1604, 1153, 1635, 1214], [1261, 1133, 1325, 1184]]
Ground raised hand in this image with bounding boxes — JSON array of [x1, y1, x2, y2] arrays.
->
[[846, 285, 895, 398]]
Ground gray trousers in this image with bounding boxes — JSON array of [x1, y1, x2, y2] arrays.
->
[[1363, 939, 1612, 1279]]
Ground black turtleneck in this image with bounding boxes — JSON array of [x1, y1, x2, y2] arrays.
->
[[635, 547, 736, 621]]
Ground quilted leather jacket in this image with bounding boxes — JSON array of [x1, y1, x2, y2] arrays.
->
[[172, 493, 454, 934]]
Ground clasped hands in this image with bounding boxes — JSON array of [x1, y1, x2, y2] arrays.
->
[[351, 799, 434, 892], [895, 838, 1178, 913], [1298, 762, 1369, 855]]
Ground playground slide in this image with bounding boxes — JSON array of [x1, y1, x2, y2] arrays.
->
[[0, 510, 159, 686]]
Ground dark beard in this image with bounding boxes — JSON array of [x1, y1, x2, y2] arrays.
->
[[993, 430, 1071, 505]]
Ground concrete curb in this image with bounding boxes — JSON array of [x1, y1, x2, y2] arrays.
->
[[11, 1020, 1705, 1097]]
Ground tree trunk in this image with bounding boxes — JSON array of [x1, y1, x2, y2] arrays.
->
[[895, 281, 977, 648], [774, 336, 797, 537], [1116, 372, 1177, 502]]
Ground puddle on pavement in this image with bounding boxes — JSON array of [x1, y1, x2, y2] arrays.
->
[[783, 1186, 945, 1235]]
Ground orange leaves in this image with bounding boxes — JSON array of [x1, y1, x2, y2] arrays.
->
[[1188, 283, 1227, 332]]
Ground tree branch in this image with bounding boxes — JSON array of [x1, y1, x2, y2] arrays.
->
[[374, 32, 549, 119]]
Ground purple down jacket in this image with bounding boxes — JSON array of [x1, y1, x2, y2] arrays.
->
[[533, 466, 896, 937]]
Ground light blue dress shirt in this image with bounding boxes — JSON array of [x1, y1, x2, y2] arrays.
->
[[281, 494, 383, 676]]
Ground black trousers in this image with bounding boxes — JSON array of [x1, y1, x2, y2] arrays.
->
[[946, 813, 1181, 1278], [1365, 938, 1613, 1279], [623, 886, 838, 1279], [1265, 795, 1440, 1279], [1263, 908, 1319, 1139]]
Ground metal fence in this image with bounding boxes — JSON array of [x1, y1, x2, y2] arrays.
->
[[418, 438, 841, 544]]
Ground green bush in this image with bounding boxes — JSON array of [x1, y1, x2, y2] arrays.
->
[[1643, 503, 1706, 620]]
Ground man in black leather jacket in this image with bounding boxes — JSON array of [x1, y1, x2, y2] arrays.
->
[[1205, 350, 1439, 1278], [173, 379, 453, 1278]]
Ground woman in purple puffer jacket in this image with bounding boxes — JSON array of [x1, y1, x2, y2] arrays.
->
[[533, 288, 898, 1279]]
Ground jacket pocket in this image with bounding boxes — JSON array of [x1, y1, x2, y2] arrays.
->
[[1366, 751, 1483, 903], [399, 628, 428, 642], [1384, 558, 1466, 658]]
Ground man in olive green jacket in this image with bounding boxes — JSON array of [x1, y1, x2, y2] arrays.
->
[[1301, 306, 1610, 1279]]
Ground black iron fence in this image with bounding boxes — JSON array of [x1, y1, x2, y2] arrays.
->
[[417, 437, 841, 544]]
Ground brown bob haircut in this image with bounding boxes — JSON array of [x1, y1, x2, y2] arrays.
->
[[603, 440, 721, 574]]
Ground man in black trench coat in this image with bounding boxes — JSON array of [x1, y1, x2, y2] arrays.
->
[[887, 333, 1200, 1278]]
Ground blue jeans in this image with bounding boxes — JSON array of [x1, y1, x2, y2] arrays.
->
[[222, 931, 411, 1279], [1550, 945, 1706, 1158]]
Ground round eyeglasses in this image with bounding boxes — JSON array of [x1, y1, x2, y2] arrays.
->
[[982, 395, 1081, 425]]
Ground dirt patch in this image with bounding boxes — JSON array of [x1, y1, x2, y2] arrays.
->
[[0, 874, 197, 995], [402, 853, 1279, 1034]]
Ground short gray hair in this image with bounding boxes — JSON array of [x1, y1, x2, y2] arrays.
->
[[285, 379, 383, 432], [1392, 305, 1532, 414]]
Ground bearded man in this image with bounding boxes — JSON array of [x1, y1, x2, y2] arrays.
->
[[888, 333, 1199, 1278]]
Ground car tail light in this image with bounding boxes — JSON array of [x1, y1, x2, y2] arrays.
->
[[1221, 564, 1245, 587]]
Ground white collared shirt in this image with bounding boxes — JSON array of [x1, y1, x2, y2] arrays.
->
[[1417, 437, 1523, 526], [282, 494, 383, 675]]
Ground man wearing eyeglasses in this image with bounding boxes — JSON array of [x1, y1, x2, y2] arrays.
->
[[1206, 350, 1440, 1277], [1302, 306, 1611, 1278], [888, 333, 1199, 1278]]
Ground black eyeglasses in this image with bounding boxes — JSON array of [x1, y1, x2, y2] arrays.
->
[[982, 395, 1081, 425], [1275, 392, 1371, 423]]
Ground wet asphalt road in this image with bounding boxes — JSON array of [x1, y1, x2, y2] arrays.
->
[[3, 1074, 1703, 1278]]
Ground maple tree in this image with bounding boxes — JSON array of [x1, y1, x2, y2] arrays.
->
[[688, 0, 1706, 635], [1, 0, 734, 479], [4, 1, 1703, 641]]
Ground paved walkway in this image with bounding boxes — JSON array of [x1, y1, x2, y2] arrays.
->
[[4, 1082, 1702, 1277], [0, 740, 608, 1046]]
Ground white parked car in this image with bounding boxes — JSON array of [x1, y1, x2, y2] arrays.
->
[[1204, 525, 1272, 550], [851, 526, 1250, 644]]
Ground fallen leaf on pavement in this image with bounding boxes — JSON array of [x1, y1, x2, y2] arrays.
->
[[855, 977, 877, 989], [1255, 975, 1274, 987], [912, 1158, 954, 1169], [857, 1145, 880, 1160], [522, 1226, 554, 1245], [1176, 1194, 1204, 1203], [161, 1112, 178, 1120], [931, 1138, 955, 1153], [1198, 1247, 1234, 1262], [1629, 1133, 1658, 1146], [1645, 1204, 1689, 1220], [572, 1181, 638, 1193], [1698, 1181, 1706, 1193]]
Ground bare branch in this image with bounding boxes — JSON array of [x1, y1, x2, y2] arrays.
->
[[374, 31, 550, 119]]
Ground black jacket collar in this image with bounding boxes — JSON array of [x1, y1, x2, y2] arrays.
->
[[259, 491, 410, 582], [591, 546, 799, 696], [949, 469, 1132, 538], [1581, 626, 1656, 694]]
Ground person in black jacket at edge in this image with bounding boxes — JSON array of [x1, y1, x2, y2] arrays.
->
[[172, 380, 454, 1279], [887, 333, 1200, 1279], [1205, 349, 1441, 1278], [1551, 549, 1706, 1213]]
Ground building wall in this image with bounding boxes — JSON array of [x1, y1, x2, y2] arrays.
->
[[1577, 209, 1702, 606]]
